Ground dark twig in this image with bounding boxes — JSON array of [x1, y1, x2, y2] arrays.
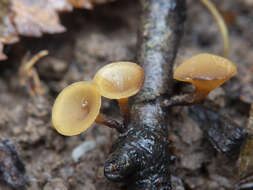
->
[[104, 0, 186, 189], [95, 114, 126, 133], [188, 105, 247, 156], [163, 93, 197, 107]]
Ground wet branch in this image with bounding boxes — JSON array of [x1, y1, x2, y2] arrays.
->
[[104, 0, 186, 189]]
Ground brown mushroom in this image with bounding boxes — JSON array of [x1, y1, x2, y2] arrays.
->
[[52, 81, 126, 136], [173, 53, 237, 102], [52, 81, 101, 136], [93, 62, 145, 124]]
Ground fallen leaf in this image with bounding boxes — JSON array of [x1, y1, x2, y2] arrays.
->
[[68, 0, 115, 9], [0, 0, 17, 42], [12, 0, 66, 37], [0, 0, 18, 60], [0, 0, 116, 60], [68, 0, 93, 9], [49, 0, 73, 11]]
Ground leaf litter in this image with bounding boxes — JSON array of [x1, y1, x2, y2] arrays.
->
[[0, 0, 115, 60]]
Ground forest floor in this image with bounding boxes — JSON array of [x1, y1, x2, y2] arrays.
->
[[0, 0, 253, 189]]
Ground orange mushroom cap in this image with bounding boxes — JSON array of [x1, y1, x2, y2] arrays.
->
[[93, 62, 145, 99], [173, 53, 237, 94], [52, 81, 101, 136]]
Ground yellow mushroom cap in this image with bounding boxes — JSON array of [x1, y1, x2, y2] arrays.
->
[[52, 82, 101, 136], [173, 53, 237, 94], [93, 62, 145, 99]]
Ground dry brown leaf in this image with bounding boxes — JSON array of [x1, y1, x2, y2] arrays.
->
[[0, 0, 18, 60], [12, 0, 67, 37], [0, 0, 115, 60], [68, 0, 114, 9], [68, 0, 93, 9], [49, 0, 73, 11]]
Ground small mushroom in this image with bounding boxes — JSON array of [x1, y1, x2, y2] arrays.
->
[[93, 62, 145, 124], [173, 53, 237, 103], [52, 81, 101, 136], [52, 81, 125, 136]]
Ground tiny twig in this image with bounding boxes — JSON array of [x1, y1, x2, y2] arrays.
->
[[95, 114, 126, 133], [19, 50, 49, 96], [163, 93, 200, 107], [22, 50, 48, 72], [199, 0, 229, 57]]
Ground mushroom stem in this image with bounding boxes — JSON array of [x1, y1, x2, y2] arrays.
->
[[199, 0, 229, 57], [194, 87, 209, 101], [95, 113, 126, 133], [117, 98, 130, 125]]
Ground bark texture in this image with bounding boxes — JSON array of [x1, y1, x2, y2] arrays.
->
[[104, 0, 186, 189]]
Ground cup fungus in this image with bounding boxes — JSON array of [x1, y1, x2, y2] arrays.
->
[[52, 81, 101, 136], [93, 62, 145, 124], [173, 53, 237, 103]]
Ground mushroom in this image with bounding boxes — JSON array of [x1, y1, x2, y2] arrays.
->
[[173, 53, 237, 103], [52, 81, 101, 136], [52, 81, 125, 136], [93, 62, 145, 124]]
